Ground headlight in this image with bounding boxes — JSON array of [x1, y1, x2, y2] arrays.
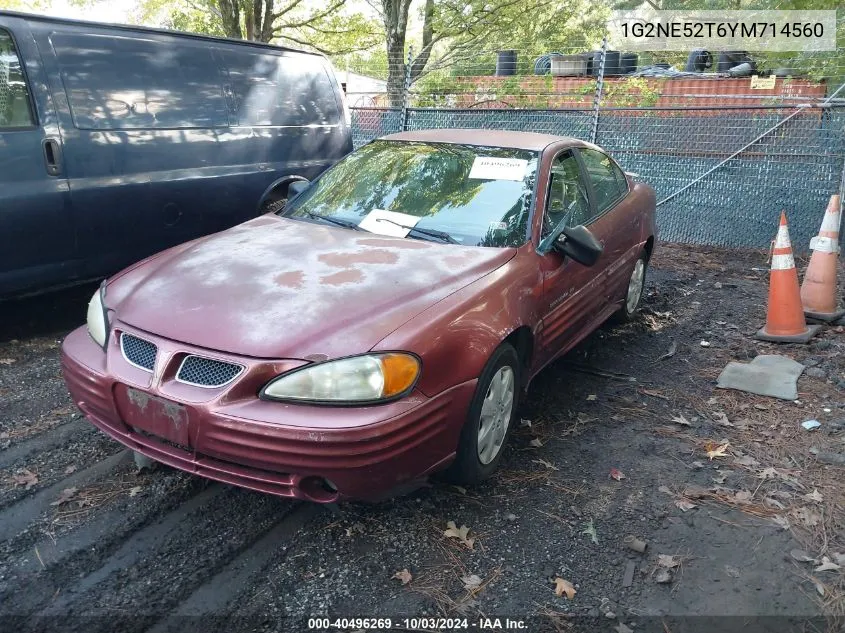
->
[[261, 353, 420, 404], [86, 285, 109, 349]]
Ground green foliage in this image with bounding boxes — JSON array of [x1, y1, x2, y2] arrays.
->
[[604, 77, 662, 106]]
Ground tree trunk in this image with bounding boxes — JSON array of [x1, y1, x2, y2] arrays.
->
[[217, 0, 243, 39], [381, 0, 411, 108]]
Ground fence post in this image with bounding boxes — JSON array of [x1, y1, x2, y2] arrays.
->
[[590, 37, 607, 145], [401, 45, 413, 132]]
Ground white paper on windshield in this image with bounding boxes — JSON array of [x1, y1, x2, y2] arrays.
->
[[358, 209, 421, 238], [468, 157, 528, 181]]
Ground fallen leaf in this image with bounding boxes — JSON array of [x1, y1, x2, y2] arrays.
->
[[443, 521, 474, 549], [0, 358, 16, 365], [529, 438, 544, 448], [734, 455, 760, 467], [582, 520, 599, 544], [609, 468, 626, 481], [712, 471, 731, 485], [771, 515, 791, 530], [553, 577, 576, 599], [658, 341, 677, 361], [658, 485, 673, 495], [670, 414, 691, 427], [533, 459, 559, 471], [640, 388, 668, 400], [452, 485, 467, 495], [790, 549, 816, 563], [792, 506, 822, 527], [50, 487, 78, 506], [683, 484, 708, 499], [813, 577, 826, 596], [713, 412, 734, 427], [520, 419, 532, 428], [393, 569, 412, 585], [803, 489, 823, 503], [128, 486, 143, 497], [691, 461, 705, 469], [734, 490, 753, 504], [64, 465, 77, 475], [675, 499, 697, 512], [814, 557, 841, 573], [462, 574, 482, 590], [13, 469, 38, 490], [763, 497, 786, 510], [658, 554, 681, 568], [705, 442, 730, 460], [586, 394, 597, 401], [655, 568, 673, 584], [758, 467, 779, 480]]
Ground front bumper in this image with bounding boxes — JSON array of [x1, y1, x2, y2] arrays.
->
[[61, 324, 476, 502]]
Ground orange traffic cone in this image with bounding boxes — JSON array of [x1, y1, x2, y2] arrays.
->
[[756, 212, 822, 343], [801, 194, 844, 322]]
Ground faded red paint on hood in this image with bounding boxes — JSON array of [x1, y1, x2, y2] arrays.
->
[[108, 215, 516, 359]]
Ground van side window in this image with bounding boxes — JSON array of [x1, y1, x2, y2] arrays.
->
[[221, 51, 339, 127], [52, 33, 228, 130], [0, 30, 35, 128]]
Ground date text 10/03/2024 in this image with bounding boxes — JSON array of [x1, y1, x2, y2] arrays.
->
[[306, 617, 528, 630]]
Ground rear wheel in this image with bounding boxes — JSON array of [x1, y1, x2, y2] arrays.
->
[[610, 253, 647, 324], [444, 343, 520, 484]]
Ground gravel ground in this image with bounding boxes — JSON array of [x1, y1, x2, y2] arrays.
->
[[0, 243, 843, 633]]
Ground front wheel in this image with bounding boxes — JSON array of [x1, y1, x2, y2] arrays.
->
[[443, 343, 520, 485], [610, 253, 648, 324]]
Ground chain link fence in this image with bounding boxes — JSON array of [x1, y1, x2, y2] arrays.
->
[[342, 28, 845, 251]]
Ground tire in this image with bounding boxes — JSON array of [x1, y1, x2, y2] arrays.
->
[[262, 198, 287, 214], [610, 252, 648, 324], [443, 343, 520, 485]]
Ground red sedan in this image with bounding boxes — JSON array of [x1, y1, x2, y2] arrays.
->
[[61, 129, 656, 503]]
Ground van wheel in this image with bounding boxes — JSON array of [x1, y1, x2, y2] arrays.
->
[[262, 198, 287, 214], [443, 343, 520, 485], [610, 253, 647, 324]]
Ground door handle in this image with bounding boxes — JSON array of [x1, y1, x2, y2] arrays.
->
[[42, 138, 63, 176]]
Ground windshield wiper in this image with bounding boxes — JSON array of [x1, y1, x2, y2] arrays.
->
[[301, 211, 368, 232], [374, 217, 458, 244]]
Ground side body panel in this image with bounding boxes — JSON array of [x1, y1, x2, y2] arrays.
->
[[0, 16, 75, 294], [4, 13, 351, 295]]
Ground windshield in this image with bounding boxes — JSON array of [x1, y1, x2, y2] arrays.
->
[[283, 140, 539, 247]]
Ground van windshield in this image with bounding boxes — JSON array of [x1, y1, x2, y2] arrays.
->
[[283, 140, 539, 247]]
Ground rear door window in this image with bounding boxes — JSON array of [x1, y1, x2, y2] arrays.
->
[[579, 148, 627, 215], [0, 29, 35, 128], [220, 50, 339, 126], [52, 32, 228, 130]]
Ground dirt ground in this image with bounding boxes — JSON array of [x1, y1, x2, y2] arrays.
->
[[1, 243, 844, 633]]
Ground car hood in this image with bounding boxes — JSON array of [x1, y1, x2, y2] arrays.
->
[[108, 215, 516, 359]]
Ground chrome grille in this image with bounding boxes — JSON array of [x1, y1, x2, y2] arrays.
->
[[177, 356, 243, 388], [120, 333, 157, 371]]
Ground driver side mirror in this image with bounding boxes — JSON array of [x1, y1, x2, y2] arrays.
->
[[288, 179, 310, 199], [553, 224, 603, 266]]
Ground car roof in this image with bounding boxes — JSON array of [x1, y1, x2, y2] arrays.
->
[[381, 128, 592, 152], [0, 10, 322, 57]]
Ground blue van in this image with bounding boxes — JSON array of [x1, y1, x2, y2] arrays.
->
[[0, 11, 351, 296]]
